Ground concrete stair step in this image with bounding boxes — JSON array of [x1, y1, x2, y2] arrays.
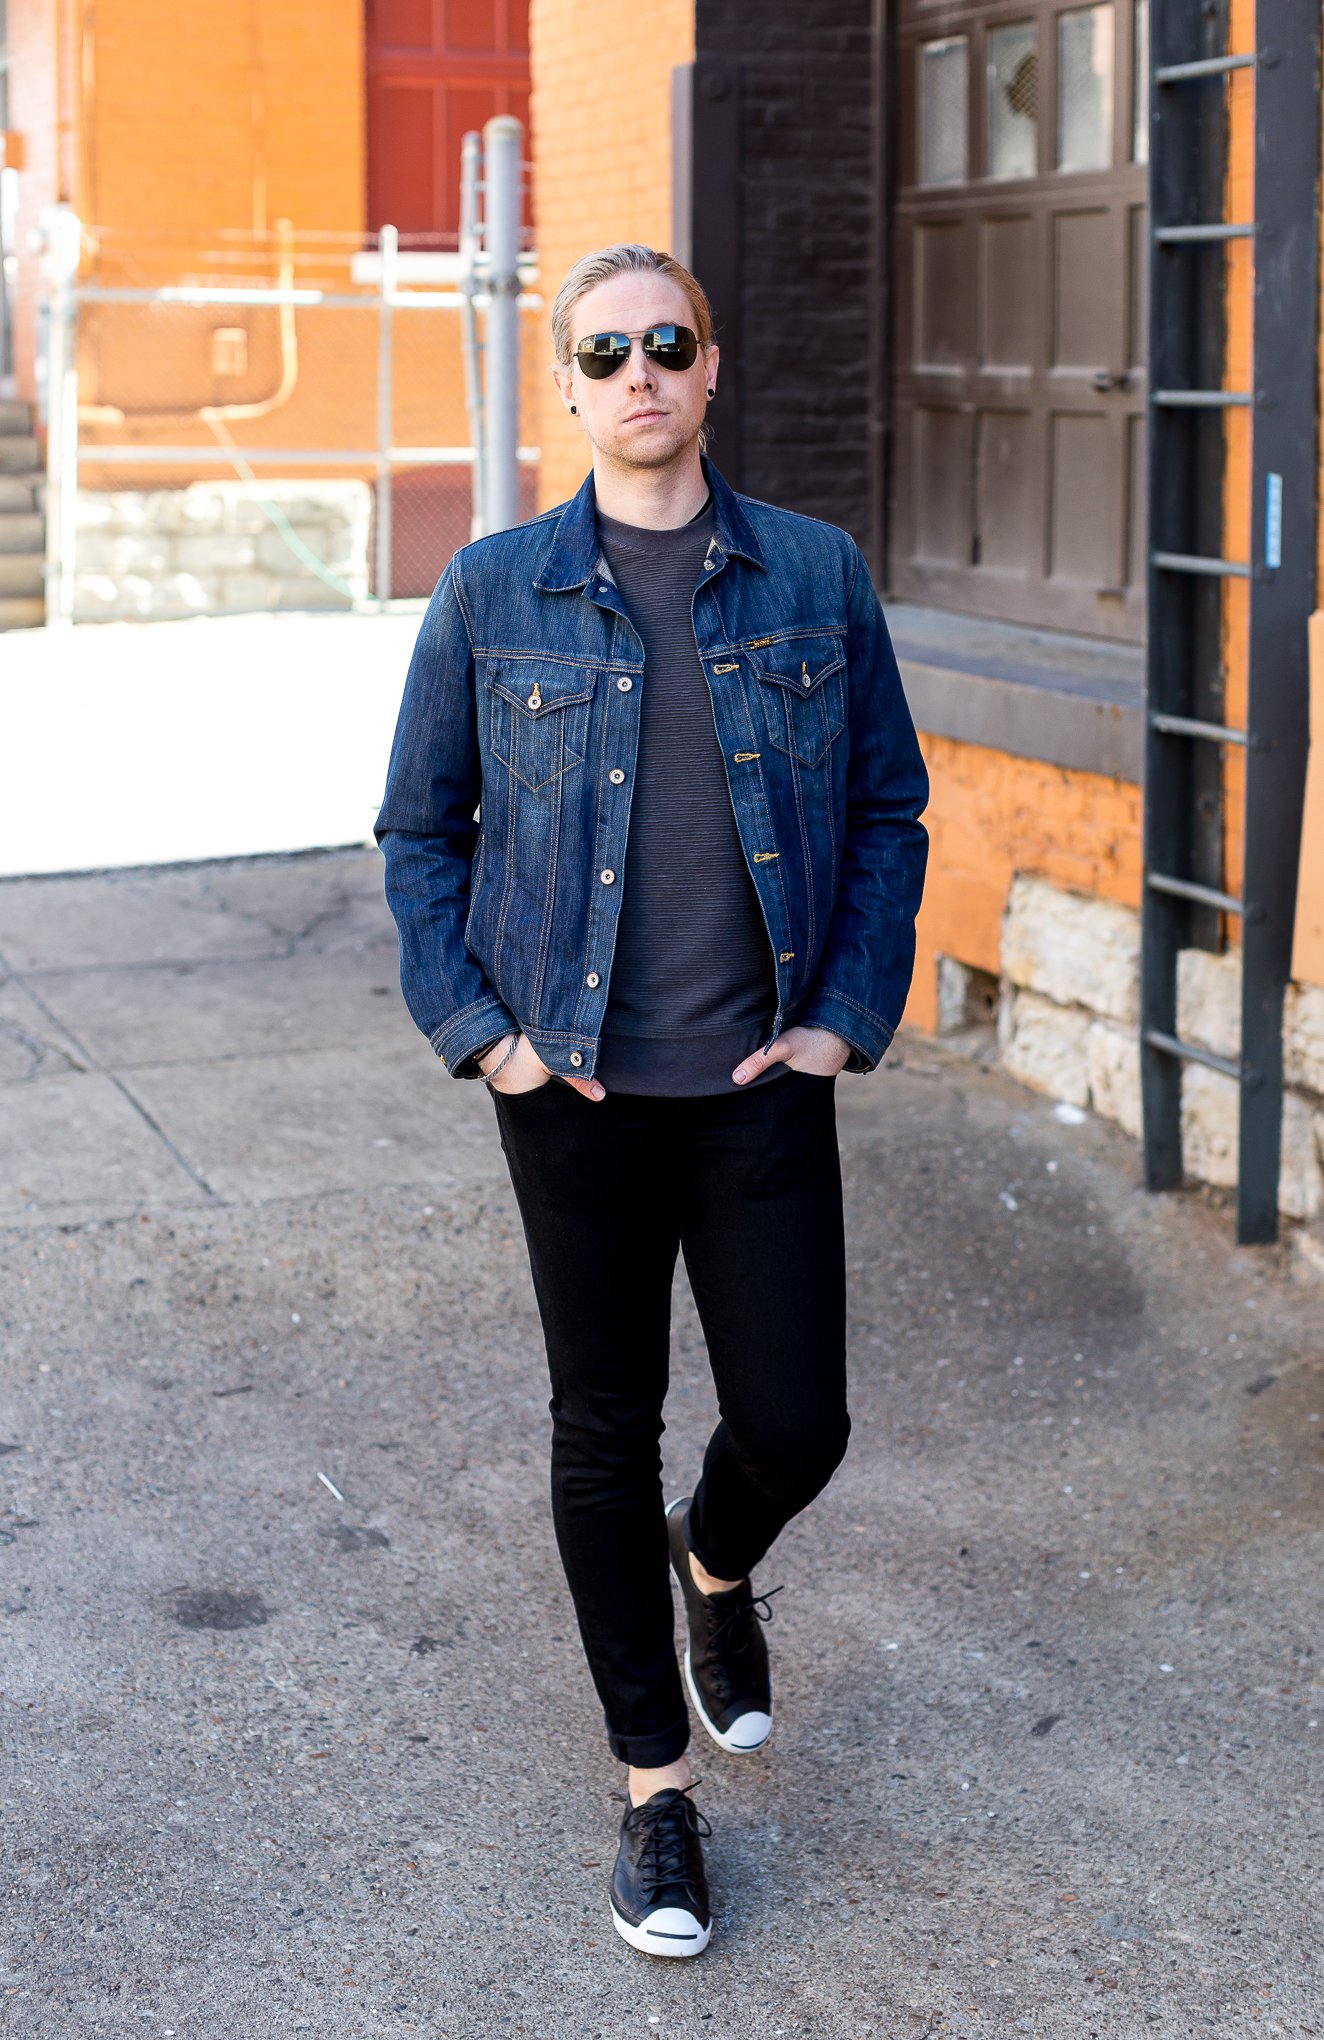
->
[[0, 400, 35, 435], [0, 595, 45, 630], [0, 476, 38, 511], [0, 514, 45, 554], [0, 438, 40, 472], [0, 554, 45, 597]]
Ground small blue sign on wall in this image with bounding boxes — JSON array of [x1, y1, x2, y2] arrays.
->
[[1265, 472, 1283, 571]]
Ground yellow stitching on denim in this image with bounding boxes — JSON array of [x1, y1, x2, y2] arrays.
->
[[753, 851, 780, 862], [713, 661, 740, 674], [733, 750, 761, 762]]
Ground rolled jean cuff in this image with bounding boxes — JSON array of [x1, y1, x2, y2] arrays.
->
[[606, 1715, 691, 1768]]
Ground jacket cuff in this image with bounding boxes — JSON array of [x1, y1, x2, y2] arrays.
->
[[795, 987, 895, 1075], [430, 995, 520, 1079]]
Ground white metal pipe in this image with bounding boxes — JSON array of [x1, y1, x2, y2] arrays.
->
[[375, 225, 397, 603], [459, 129, 487, 540], [482, 115, 524, 536], [73, 445, 541, 465], [43, 206, 82, 629]]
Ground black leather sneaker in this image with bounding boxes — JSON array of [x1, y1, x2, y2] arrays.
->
[[609, 1785, 712, 1957], [667, 1496, 782, 1755]]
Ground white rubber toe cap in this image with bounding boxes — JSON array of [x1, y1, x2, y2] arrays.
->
[[610, 1902, 712, 1957], [719, 1707, 772, 1753]]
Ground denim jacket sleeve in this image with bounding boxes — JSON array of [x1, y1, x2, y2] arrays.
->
[[374, 557, 518, 1076], [795, 539, 929, 1072]]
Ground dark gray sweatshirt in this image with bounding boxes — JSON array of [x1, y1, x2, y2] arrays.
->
[[594, 495, 784, 1095]]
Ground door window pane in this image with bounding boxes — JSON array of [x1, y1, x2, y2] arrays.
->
[[987, 22, 1038, 179], [1057, 4, 1114, 172], [1132, 0, 1149, 163], [920, 37, 969, 186]]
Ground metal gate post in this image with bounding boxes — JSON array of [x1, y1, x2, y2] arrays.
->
[[482, 114, 522, 537], [375, 223, 397, 604], [43, 205, 81, 628], [459, 129, 487, 540]]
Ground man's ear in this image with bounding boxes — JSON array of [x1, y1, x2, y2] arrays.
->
[[550, 361, 575, 408]]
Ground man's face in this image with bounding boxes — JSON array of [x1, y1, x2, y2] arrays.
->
[[551, 271, 718, 472]]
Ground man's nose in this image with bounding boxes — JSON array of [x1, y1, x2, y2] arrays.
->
[[626, 341, 658, 389]]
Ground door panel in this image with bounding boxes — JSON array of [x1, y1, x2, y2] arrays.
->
[[980, 216, 1036, 366], [891, 0, 1148, 640]]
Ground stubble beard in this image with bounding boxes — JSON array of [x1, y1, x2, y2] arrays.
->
[[596, 414, 701, 475]]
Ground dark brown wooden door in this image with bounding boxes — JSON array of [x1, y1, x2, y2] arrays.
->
[[366, 0, 530, 247], [890, 0, 1149, 640]]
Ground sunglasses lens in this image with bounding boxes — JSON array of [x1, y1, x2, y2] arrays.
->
[[575, 332, 630, 379], [643, 325, 699, 371], [573, 326, 701, 379]]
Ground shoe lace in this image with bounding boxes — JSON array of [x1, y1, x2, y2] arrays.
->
[[625, 1782, 712, 1902], [701, 1584, 783, 1706], [706, 1582, 783, 1656]]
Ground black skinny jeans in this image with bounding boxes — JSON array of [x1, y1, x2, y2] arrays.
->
[[491, 1067, 850, 1767]]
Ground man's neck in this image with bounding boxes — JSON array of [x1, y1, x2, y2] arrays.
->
[[591, 448, 710, 530]]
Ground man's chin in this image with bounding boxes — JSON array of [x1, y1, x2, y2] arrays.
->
[[601, 430, 699, 471]]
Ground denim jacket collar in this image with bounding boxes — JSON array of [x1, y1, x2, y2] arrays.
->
[[532, 453, 767, 593]]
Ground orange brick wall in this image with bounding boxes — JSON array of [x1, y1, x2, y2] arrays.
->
[[906, 734, 1144, 1033], [83, 0, 365, 242], [529, 0, 695, 512]]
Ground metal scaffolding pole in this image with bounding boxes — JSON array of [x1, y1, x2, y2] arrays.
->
[[458, 130, 487, 542], [481, 115, 523, 537]]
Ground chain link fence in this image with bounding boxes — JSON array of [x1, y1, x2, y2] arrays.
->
[[41, 217, 542, 622]]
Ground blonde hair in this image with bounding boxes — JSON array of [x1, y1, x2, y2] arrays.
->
[[550, 243, 715, 365]]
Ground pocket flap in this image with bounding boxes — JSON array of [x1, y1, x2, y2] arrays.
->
[[484, 660, 597, 717], [750, 636, 846, 697]]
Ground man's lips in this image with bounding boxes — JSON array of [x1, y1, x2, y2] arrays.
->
[[623, 409, 667, 422]]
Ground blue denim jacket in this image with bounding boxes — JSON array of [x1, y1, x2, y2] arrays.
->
[[376, 456, 929, 1081]]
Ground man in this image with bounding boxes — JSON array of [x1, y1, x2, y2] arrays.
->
[[376, 243, 928, 1958]]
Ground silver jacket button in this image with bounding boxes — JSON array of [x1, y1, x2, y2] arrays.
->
[[586, 971, 600, 987], [616, 675, 633, 691], [600, 868, 616, 884], [608, 768, 625, 784], [569, 1051, 584, 1067]]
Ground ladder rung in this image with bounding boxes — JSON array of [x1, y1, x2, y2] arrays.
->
[[1154, 223, 1254, 243], [1143, 1030, 1243, 1083], [1154, 53, 1257, 83], [1153, 389, 1252, 408], [1149, 712, 1248, 747], [1147, 872, 1245, 915], [1152, 549, 1251, 578]]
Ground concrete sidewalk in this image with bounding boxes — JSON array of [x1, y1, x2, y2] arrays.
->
[[0, 849, 1320, 2039]]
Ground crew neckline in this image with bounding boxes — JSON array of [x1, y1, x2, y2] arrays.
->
[[596, 493, 714, 554]]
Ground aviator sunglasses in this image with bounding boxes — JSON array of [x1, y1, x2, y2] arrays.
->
[[572, 323, 700, 380]]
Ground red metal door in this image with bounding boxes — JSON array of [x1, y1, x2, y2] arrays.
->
[[365, 0, 530, 246]]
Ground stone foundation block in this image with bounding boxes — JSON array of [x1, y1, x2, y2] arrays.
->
[[1086, 1021, 1142, 1138], [1000, 989, 1092, 1106], [1176, 947, 1241, 1059], [1002, 875, 1140, 1024], [1181, 1063, 1324, 1221], [1286, 982, 1324, 1095]]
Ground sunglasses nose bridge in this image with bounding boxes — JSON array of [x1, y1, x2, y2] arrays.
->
[[624, 334, 658, 383]]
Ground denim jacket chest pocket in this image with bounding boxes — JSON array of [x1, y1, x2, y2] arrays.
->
[[751, 634, 847, 768], [484, 658, 598, 792]]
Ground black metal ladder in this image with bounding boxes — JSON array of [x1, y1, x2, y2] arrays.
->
[[1141, 0, 1319, 1244]]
